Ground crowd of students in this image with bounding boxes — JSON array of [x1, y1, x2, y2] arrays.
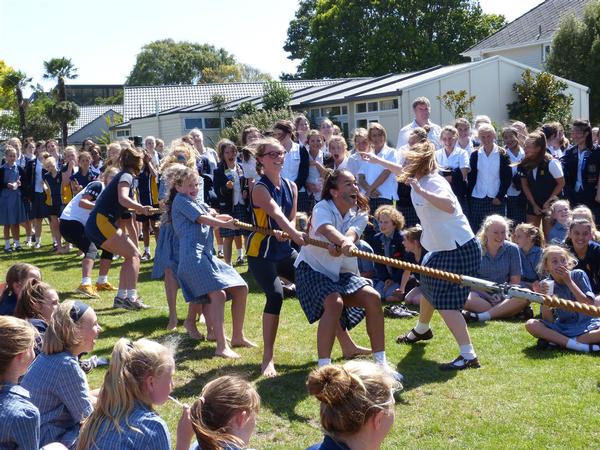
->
[[2, 96, 600, 448]]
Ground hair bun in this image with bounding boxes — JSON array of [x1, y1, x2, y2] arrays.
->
[[307, 366, 356, 406]]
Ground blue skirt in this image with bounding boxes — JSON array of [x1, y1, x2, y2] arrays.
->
[[151, 221, 179, 279], [419, 238, 481, 310], [541, 317, 600, 338], [295, 261, 368, 330], [220, 203, 248, 238]]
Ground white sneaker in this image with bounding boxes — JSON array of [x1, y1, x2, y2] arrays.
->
[[379, 362, 404, 384], [34, 242, 41, 249]]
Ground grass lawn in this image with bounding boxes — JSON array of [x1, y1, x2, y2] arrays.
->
[[2, 236, 600, 450]]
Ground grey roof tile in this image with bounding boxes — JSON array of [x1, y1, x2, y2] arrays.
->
[[68, 105, 123, 136]]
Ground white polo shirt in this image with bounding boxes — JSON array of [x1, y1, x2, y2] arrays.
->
[[435, 146, 470, 171], [282, 142, 301, 182], [357, 145, 398, 200], [396, 119, 442, 149], [295, 199, 368, 281], [506, 147, 525, 197], [471, 145, 502, 199]]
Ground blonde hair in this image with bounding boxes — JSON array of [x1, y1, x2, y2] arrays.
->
[[43, 156, 57, 171], [328, 135, 348, 155], [42, 300, 87, 355], [159, 142, 196, 172], [78, 338, 175, 450], [101, 167, 119, 183], [249, 137, 283, 175], [190, 375, 260, 450], [440, 125, 458, 140], [477, 214, 512, 252], [14, 279, 55, 321], [399, 141, 437, 182], [537, 245, 578, 278], [352, 127, 368, 145], [374, 205, 405, 230], [307, 360, 400, 439], [0, 316, 37, 377], [548, 199, 571, 223]]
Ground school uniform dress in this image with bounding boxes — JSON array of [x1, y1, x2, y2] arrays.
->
[[85, 171, 135, 248], [412, 172, 481, 310], [395, 148, 419, 227], [213, 162, 248, 238], [283, 143, 310, 213], [358, 145, 398, 212], [295, 199, 369, 330], [505, 147, 526, 225], [24, 158, 48, 220], [541, 269, 600, 337], [171, 193, 246, 302], [42, 171, 63, 216], [475, 241, 522, 304], [151, 180, 180, 280], [0, 289, 17, 315], [547, 222, 568, 244], [371, 229, 406, 297], [0, 384, 41, 450], [0, 163, 27, 225], [435, 146, 470, 214], [306, 435, 351, 450], [467, 145, 512, 233], [239, 156, 258, 181], [520, 245, 542, 285], [561, 145, 600, 221], [87, 402, 171, 450], [518, 158, 564, 216], [21, 352, 94, 449], [567, 240, 600, 293], [136, 157, 161, 222], [60, 165, 76, 207], [70, 167, 99, 190], [298, 149, 325, 214]]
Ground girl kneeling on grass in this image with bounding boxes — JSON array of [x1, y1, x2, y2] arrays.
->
[[77, 338, 191, 450], [306, 360, 401, 450], [188, 375, 260, 450], [168, 164, 255, 358], [0, 316, 67, 450], [526, 245, 600, 352], [21, 301, 100, 449]]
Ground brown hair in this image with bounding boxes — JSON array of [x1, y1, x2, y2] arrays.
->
[[514, 223, 545, 248], [250, 137, 283, 175], [404, 225, 423, 244], [216, 139, 237, 162], [78, 151, 92, 164], [519, 131, 550, 170], [374, 205, 405, 230], [367, 123, 387, 143], [0, 316, 37, 377], [321, 169, 369, 212], [399, 141, 437, 182], [307, 361, 400, 439], [240, 126, 261, 146], [190, 375, 260, 450], [118, 146, 144, 175], [273, 120, 295, 139], [2, 263, 39, 296], [14, 279, 55, 321]]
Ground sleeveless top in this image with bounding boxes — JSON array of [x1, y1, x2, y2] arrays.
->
[[246, 175, 294, 261]]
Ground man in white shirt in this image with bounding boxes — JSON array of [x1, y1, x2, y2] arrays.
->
[[396, 97, 441, 149]]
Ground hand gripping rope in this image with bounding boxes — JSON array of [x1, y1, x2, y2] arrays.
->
[[233, 220, 600, 318]]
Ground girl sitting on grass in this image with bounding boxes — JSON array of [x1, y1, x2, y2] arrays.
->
[[189, 375, 260, 450], [0, 262, 41, 316], [546, 199, 571, 244], [526, 245, 600, 352], [77, 338, 192, 450], [512, 223, 544, 290]]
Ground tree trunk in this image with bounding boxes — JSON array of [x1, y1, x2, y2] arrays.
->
[[16, 87, 26, 141], [59, 76, 67, 146]]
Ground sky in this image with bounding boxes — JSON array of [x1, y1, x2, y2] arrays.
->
[[0, 0, 545, 92]]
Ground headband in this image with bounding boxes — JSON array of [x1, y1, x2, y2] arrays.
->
[[69, 301, 90, 323]]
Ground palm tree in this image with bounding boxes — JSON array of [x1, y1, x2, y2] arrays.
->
[[1, 69, 31, 140], [43, 57, 79, 145]]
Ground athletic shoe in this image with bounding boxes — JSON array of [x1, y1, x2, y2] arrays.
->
[[217, 250, 224, 258], [129, 297, 151, 309], [76, 284, 99, 298], [141, 251, 152, 261], [34, 242, 41, 249], [95, 282, 117, 291], [13, 244, 22, 252], [113, 296, 142, 311], [235, 256, 245, 265]]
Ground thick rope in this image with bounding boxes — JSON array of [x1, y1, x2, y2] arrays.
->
[[234, 220, 600, 318]]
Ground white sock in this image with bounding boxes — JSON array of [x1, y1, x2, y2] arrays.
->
[[14, 240, 20, 247], [27, 236, 32, 243], [566, 338, 589, 352], [4, 240, 9, 249], [373, 351, 386, 365], [460, 344, 476, 360], [128, 289, 138, 299], [218, 244, 223, 252], [478, 312, 491, 322], [318, 358, 331, 367], [117, 289, 127, 299], [97, 275, 108, 284], [81, 277, 92, 286], [144, 246, 150, 253], [414, 321, 430, 334], [237, 248, 243, 257]]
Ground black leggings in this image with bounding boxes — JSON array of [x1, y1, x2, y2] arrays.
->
[[59, 219, 113, 260], [248, 251, 297, 315]]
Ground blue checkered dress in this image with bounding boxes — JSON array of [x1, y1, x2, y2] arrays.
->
[[295, 261, 369, 330], [220, 203, 249, 238], [419, 238, 481, 310], [0, 384, 40, 450], [396, 204, 420, 228], [506, 194, 526, 226], [468, 197, 507, 233]]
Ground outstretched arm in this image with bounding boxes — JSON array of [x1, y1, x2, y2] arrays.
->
[[360, 152, 403, 175]]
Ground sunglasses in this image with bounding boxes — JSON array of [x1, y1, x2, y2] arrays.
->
[[264, 151, 285, 159]]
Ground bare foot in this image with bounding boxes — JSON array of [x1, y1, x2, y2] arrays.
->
[[261, 360, 277, 377], [343, 345, 372, 360], [167, 318, 178, 331], [231, 337, 258, 348], [215, 347, 240, 359], [184, 320, 205, 340]]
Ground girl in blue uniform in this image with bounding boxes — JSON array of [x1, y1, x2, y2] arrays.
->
[[0, 263, 41, 316], [85, 146, 153, 310], [69, 151, 98, 193], [189, 375, 260, 450], [512, 223, 543, 289], [43, 156, 68, 254], [169, 164, 255, 358], [0, 146, 27, 252], [77, 338, 191, 450], [526, 245, 600, 352]]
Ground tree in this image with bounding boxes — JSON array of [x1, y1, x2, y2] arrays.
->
[[43, 57, 79, 145], [95, 89, 124, 105], [262, 81, 292, 111], [284, 0, 506, 78], [507, 69, 574, 131], [211, 93, 227, 131], [1, 69, 32, 140], [437, 90, 476, 123], [234, 101, 257, 118], [0, 59, 16, 109], [220, 108, 296, 144], [546, 2, 600, 123]]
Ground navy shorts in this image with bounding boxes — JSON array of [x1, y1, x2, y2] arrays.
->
[[85, 212, 118, 248]]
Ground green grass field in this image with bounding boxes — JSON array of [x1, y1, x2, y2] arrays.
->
[[2, 237, 600, 450]]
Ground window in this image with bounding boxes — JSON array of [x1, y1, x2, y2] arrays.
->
[[204, 118, 221, 129], [224, 117, 233, 127], [356, 103, 367, 113], [116, 130, 130, 137], [310, 108, 320, 118], [184, 118, 203, 130], [367, 102, 378, 112], [329, 106, 341, 116], [543, 45, 551, 62], [357, 119, 368, 128], [341, 105, 348, 115], [380, 99, 398, 111]]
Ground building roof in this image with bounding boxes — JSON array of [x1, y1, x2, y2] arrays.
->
[[463, 0, 592, 55], [68, 105, 123, 137], [123, 80, 344, 120]]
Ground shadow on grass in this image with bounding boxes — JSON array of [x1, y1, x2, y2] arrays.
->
[[396, 343, 457, 392], [521, 344, 570, 360], [97, 315, 168, 339]]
